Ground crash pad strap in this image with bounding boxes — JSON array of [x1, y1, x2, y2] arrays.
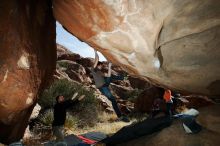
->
[[77, 135, 97, 144]]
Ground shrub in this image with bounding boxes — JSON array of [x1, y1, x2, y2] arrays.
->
[[37, 109, 77, 132], [64, 113, 78, 130], [38, 79, 99, 128], [57, 61, 69, 68], [38, 79, 97, 108], [71, 103, 99, 128], [39, 109, 54, 126]]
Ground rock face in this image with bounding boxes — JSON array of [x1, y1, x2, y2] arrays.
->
[[0, 0, 56, 144], [134, 87, 165, 112], [182, 95, 214, 109], [53, 0, 220, 96]]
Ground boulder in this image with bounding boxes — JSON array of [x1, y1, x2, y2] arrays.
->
[[77, 58, 95, 68], [0, 0, 56, 144], [135, 87, 165, 112], [53, 0, 220, 96], [183, 95, 214, 109], [30, 104, 41, 120], [57, 53, 81, 62], [57, 44, 77, 60], [110, 83, 134, 100], [128, 76, 151, 90], [57, 60, 92, 85]]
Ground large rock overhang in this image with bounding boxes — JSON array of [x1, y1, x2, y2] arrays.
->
[[53, 0, 220, 96]]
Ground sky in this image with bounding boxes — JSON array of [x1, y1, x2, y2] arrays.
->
[[56, 22, 106, 61]]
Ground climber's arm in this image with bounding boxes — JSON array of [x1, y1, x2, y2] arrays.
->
[[93, 50, 99, 69], [107, 62, 112, 77]]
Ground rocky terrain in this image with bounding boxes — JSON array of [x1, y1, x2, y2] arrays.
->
[[1, 44, 219, 146], [55, 44, 215, 114], [55, 44, 150, 114], [0, 0, 219, 144], [53, 45, 220, 146]]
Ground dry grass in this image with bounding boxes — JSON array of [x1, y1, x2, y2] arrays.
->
[[23, 111, 143, 145], [94, 121, 130, 135], [98, 112, 118, 123], [67, 120, 131, 136], [66, 111, 132, 135]]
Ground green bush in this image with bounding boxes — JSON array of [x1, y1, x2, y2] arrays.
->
[[38, 79, 99, 128], [38, 79, 97, 108], [71, 103, 99, 128], [38, 79, 74, 108], [39, 109, 54, 126], [65, 113, 78, 130], [57, 61, 69, 68], [38, 109, 78, 130]]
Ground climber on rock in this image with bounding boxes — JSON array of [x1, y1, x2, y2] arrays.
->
[[52, 94, 85, 142], [91, 50, 130, 123]]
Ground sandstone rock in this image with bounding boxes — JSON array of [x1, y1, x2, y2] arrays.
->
[[116, 80, 131, 88], [23, 126, 32, 140], [183, 95, 214, 109], [54, 69, 72, 81], [128, 76, 151, 90], [110, 83, 133, 100], [134, 87, 165, 112], [197, 105, 220, 133], [95, 92, 114, 113], [53, 0, 220, 96], [57, 53, 81, 62], [30, 104, 41, 120], [0, 0, 56, 144], [2, 1, 219, 145], [77, 58, 95, 68], [57, 60, 92, 85], [57, 46, 81, 62], [57, 44, 75, 58], [57, 44, 95, 67]]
